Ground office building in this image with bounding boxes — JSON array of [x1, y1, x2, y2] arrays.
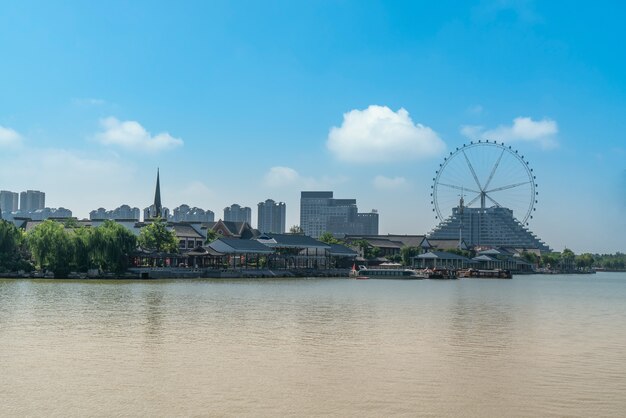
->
[[257, 199, 286, 233], [224, 204, 251, 224], [300, 191, 379, 238]]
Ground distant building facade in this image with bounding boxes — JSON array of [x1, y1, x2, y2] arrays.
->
[[28, 207, 73, 220], [144, 205, 170, 221], [90, 205, 141, 221], [257, 199, 286, 233], [300, 191, 379, 238], [224, 204, 251, 224], [0, 190, 19, 213], [427, 206, 551, 252], [171, 204, 215, 223], [20, 190, 45, 212]]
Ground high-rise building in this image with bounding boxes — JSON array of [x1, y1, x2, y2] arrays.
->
[[28, 207, 73, 220], [90, 205, 141, 221], [0, 190, 19, 214], [19, 190, 45, 212], [224, 204, 251, 224], [171, 205, 215, 222], [300, 191, 379, 238], [257, 199, 286, 233], [427, 206, 551, 252]]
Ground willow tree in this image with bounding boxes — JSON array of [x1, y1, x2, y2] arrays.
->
[[27, 220, 74, 277], [0, 220, 30, 272], [90, 220, 138, 273]]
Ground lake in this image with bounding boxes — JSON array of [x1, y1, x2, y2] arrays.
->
[[1, 273, 625, 417]]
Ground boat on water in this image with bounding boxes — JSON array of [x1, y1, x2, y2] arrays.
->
[[420, 268, 457, 280], [356, 267, 424, 280], [456, 268, 512, 279], [349, 264, 369, 279]]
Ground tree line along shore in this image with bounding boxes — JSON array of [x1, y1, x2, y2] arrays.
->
[[0, 219, 624, 278]]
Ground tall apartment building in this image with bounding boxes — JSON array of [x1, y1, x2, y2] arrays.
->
[[90, 205, 141, 221], [224, 204, 251, 224], [171, 205, 215, 222], [0, 190, 19, 213], [300, 191, 379, 238], [20, 190, 45, 212], [28, 207, 73, 220], [257, 199, 286, 233]]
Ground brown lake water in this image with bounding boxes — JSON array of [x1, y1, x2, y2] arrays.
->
[[1, 273, 626, 417]]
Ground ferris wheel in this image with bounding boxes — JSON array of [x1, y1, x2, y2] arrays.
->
[[431, 141, 538, 225]]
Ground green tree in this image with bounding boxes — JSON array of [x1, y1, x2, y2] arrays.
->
[[27, 220, 74, 277], [71, 226, 93, 272], [351, 239, 380, 259], [289, 225, 303, 234], [0, 220, 31, 272], [575, 253, 594, 269], [521, 250, 540, 266], [318, 232, 341, 245], [205, 229, 221, 245], [138, 219, 178, 253], [400, 246, 420, 266], [541, 252, 561, 269], [93, 220, 138, 273]]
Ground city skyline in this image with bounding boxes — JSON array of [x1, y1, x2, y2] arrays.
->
[[1, 1, 625, 253]]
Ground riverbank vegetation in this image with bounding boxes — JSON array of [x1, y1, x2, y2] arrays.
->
[[1, 219, 624, 276]]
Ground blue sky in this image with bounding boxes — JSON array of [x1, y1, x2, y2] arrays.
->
[[0, 0, 624, 253]]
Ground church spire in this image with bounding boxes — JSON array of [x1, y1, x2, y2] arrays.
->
[[154, 168, 162, 218]]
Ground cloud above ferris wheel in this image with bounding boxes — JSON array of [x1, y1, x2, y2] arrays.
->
[[327, 105, 446, 163], [460, 117, 558, 149]]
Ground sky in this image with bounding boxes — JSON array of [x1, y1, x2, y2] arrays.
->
[[0, 0, 624, 253]]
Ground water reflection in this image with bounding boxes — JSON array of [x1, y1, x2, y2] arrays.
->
[[0, 274, 625, 417]]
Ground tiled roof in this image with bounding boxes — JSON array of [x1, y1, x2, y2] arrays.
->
[[257, 233, 330, 249], [328, 243, 358, 257], [170, 223, 204, 239], [417, 251, 472, 261], [426, 239, 466, 250], [209, 238, 274, 254]]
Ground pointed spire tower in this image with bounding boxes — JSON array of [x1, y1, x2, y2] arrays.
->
[[154, 168, 162, 218]]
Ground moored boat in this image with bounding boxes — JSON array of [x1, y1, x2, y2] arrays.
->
[[456, 268, 512, 279], [356, 268, 423, 280]]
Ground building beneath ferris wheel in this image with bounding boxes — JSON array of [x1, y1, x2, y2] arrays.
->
[[427, 205, 552, 253]]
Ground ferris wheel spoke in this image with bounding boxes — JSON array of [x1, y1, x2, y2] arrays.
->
[[462, 150, 483, 191], [438, 183, 480, 194], [485, 194, 503, 208], [466, 193, 481, 207], [486, 181, 530, 193], [483, 148, 505, 191]]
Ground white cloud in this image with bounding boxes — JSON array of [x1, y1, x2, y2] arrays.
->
[[264, 166, 301, 188], [95, 117, 183, 152], [461, 117, 558, 149], [0, 125, 22, 148], [372, 175, 408, 190], [327, 105, 446, 163], [263, 166, 348, 190]]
